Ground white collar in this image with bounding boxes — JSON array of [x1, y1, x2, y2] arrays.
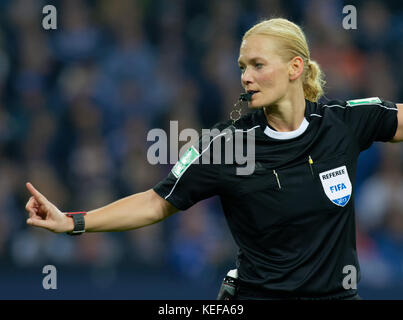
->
[[263, 118, 309, 140]]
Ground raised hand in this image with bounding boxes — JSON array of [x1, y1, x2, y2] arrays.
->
[[25, 182, 73, 233]]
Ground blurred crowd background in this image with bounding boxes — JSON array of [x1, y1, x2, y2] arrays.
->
[[0, 0, 403, 299]]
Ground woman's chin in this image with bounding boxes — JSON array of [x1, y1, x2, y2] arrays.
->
[[248, 101, 264, 109]]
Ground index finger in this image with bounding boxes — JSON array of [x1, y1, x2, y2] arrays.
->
[[26, 182, 48, 204]]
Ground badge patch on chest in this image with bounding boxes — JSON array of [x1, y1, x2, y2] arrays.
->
[[319, 166, 352, 207]]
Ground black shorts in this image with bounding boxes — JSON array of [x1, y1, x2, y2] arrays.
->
[[235, 286, 362, 300]]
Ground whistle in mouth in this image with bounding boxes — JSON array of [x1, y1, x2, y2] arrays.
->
[[239, 92, 253, 102]]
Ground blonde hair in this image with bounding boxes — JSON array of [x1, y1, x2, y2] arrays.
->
[[243, 18, 325, 102]]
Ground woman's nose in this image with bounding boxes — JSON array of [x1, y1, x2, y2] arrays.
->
[[241, 67, 253, 86]]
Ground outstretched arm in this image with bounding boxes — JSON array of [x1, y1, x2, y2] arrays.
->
[[25, 182, 178, 233], [391, 104, 403, 142], [84, 189, 178, 232]]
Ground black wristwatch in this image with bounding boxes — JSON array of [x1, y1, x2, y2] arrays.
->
[[65, 211, 87, 235]]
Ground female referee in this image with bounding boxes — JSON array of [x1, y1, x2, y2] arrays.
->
[[24, 18, 403, 300]]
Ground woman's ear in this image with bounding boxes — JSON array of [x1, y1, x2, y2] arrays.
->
[[288, 56, 304, 81]]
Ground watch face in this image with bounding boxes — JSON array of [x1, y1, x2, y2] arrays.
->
[[64, 212, 86, 235], [72, 214, 85, 234]]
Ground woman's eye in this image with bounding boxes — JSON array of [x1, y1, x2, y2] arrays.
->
[[239, 66, 245, 73], [255, 63, 263, 69]]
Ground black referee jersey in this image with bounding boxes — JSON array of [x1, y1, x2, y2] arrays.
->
[[153, 97, 398, 299]]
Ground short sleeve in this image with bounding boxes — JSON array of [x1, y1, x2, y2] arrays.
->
[[153, 126, 230, 211], [343, 98, 398, 151]]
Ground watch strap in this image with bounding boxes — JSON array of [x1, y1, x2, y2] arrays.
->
[[65, 212, 87, 235]]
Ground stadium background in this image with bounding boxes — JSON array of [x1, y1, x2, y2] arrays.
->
[[0, 0, 403, 299]]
